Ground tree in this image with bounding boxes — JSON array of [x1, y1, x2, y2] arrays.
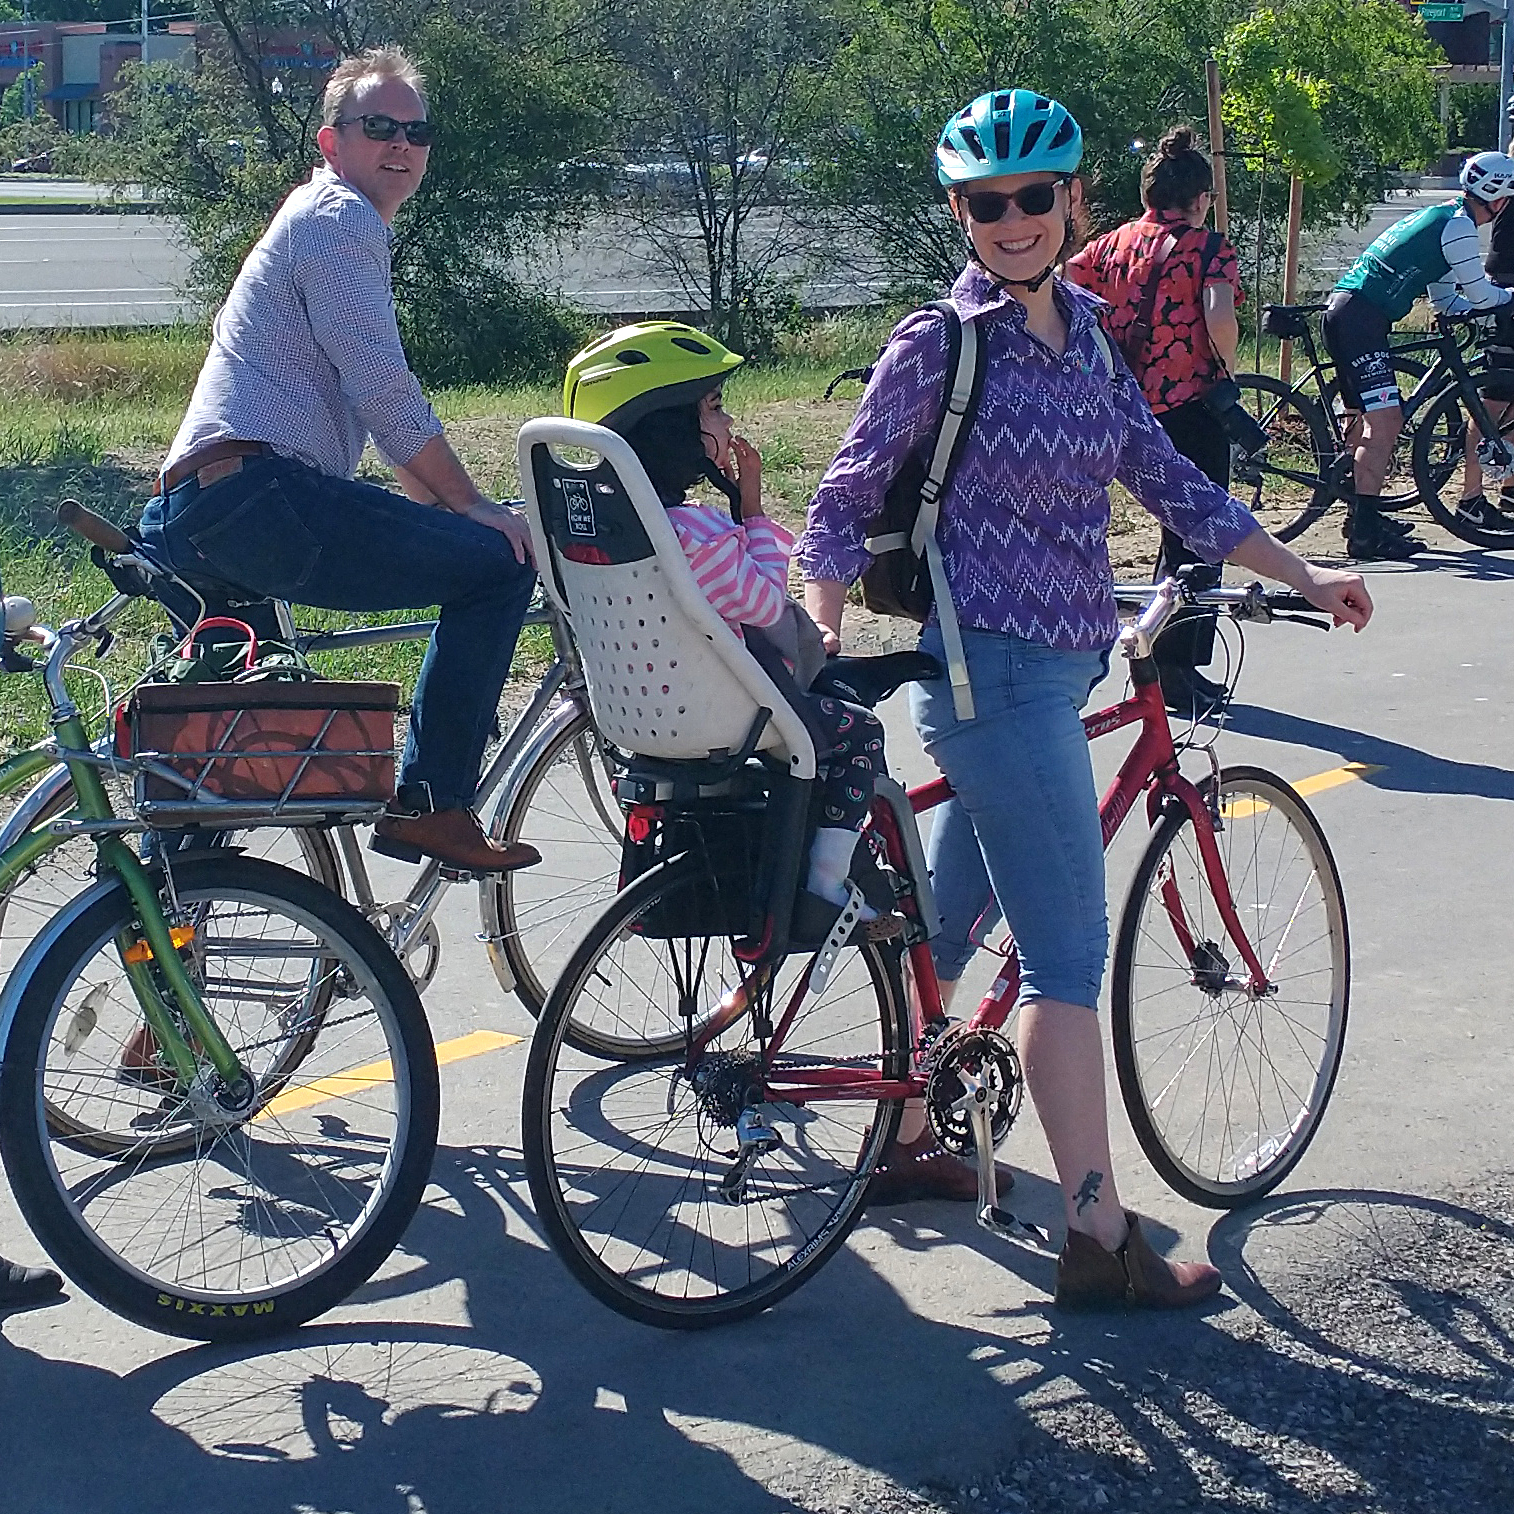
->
[[594, 0, 842, 353], [92, 8, 597, 383]]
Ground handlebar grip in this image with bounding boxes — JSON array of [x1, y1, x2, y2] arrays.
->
[[57, 498, 131, 555], [1266, 591, 1315, 613]]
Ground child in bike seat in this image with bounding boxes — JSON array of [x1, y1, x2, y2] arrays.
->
[[564, 322, 887, 923]]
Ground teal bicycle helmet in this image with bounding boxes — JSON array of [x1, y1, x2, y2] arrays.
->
[[936, 90, 1083, 186]]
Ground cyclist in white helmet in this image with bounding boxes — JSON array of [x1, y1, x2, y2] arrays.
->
[[1323, 150, 1514, 556]]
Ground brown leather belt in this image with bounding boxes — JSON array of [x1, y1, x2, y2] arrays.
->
[[153, 440, 274, 497]]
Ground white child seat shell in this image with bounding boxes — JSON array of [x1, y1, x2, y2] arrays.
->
[[516, 418, 818, 780]]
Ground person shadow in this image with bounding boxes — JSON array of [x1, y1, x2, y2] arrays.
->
[[1220, 702, 1514, 802], [2, 1144, 1497, 1514]]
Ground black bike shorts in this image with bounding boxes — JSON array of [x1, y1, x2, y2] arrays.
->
[[1322, 291, 1400, 412]]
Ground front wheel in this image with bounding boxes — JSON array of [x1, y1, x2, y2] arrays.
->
[[1411, 386, 1514, 549], [1230, 374, 1336, 543], [0, 854, 439, 1341], [1110, 767, 1349, 1208]]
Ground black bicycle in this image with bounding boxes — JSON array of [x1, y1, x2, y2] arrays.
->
[[1233, 304, 1514, 549]]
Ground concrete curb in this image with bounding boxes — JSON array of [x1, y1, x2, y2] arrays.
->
[[0, 201, 161, 216]]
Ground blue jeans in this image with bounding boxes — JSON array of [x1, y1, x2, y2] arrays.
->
[[139, 455, 538, 811], [910, 625, 1110, 1011]]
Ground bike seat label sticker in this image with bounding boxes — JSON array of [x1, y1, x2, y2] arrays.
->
[[563, 479, 596, 537]]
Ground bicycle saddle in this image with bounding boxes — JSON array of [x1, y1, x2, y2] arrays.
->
[[810, 650, 943, 708]]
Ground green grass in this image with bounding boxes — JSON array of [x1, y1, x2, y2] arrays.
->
[[0, 320, 892, 752]]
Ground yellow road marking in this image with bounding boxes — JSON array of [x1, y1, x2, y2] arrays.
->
[[256, 1028, 522, 1121], [1223, 762, 1383, 820]]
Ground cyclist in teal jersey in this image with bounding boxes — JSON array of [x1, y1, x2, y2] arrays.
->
[[1323, 151, 1514, 558]]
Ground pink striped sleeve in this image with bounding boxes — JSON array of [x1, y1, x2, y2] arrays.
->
[[668, 505, 790, 630]]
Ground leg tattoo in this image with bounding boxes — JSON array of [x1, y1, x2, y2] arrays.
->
[[1074, 1169, 1103, 1216]]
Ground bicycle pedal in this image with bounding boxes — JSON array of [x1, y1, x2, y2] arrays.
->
[[438, 865, 489, 883], [976, 1204, 1057, 1258]]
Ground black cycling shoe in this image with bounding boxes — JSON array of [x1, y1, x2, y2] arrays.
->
[[0, 1255, 62, 1309], [1158, 663, 1229, 718], [1345, 528, 1422, 561], [1455, 494, 1514, 532]]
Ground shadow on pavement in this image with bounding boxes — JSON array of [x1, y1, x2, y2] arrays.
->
[[1222, 702, 1514, 801], [4, 1153, 1512, 1514]]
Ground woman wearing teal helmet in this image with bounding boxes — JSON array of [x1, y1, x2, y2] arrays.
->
[[800, 89, 1373, 1309]]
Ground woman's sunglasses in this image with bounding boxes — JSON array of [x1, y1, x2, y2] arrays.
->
[[962, 178, 1068, 223], [338, 114, 436, 147]]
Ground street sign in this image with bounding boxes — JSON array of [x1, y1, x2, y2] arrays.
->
[[1419, 3, 1466, 19]]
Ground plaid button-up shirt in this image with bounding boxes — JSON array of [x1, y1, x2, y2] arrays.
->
[[164, 166, 443, 480]]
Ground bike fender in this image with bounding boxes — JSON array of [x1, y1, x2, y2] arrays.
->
[[484, 697, 589, 837], [0, 762, 72, 853], [0, 872, 128, 1059]]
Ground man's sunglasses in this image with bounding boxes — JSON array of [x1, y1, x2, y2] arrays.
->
[[338, 114, 436, 147], [962, 178, 1068, 223]]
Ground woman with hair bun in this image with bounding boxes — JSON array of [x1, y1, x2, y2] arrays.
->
[[1065, 126, 1252, 716]]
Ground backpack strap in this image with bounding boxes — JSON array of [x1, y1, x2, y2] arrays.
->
[[912, 300, 980, 721]]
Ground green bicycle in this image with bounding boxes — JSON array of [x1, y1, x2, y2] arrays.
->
[[0, 582, 439, 1341]]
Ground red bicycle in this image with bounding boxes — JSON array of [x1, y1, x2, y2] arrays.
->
[[522, 579, 1350, 1328]]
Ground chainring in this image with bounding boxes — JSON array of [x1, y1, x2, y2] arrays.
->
[[924, 1026, 1024, 1157]]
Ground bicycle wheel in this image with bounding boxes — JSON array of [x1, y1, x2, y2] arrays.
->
[[0, 768, 343, 1155], [522, 854, 908, 1328], [481, 705, 630, 1036], [1230, 374, 1337, 542], [0, 853, 438, 1341], [1412, 386, 1514, 549], [1319, 353, 1427, 510], [1110, 766, 1349, 1208]]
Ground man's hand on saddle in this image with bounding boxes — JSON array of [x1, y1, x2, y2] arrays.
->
[[465, 498, 536, 567]]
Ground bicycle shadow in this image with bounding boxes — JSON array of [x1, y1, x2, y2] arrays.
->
[[8, 1146, 1512, 1514], [1220, 702, 1514, 801]]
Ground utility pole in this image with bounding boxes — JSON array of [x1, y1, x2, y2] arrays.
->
[[1503, 2, 1514, 153], [142, 0, 149, 53], [21, 0, 32, 120]]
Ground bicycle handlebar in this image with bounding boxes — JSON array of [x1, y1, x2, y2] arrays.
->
[[57, 498, 132, 555]]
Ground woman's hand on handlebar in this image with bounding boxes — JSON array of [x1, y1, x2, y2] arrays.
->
[[1297, 563, 1373, 631]]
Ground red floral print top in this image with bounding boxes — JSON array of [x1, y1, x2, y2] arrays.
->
[[1064, 210, 1244, 414]]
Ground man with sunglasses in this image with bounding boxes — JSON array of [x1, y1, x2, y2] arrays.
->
[[140, 47, 540, 875]]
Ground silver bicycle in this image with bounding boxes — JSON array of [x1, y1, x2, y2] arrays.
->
[[1, 503, 629, 1049]]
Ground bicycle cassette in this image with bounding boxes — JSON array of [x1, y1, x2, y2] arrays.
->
[[924, 1026, 1024, 1157]]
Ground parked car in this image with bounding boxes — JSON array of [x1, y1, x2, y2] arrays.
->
[[10, 153, 52, 173]]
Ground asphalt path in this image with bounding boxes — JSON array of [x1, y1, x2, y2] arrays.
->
[[2, 538, 1513, 1512], [0, 188, 1460, 328]]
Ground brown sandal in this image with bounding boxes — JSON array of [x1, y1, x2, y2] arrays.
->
[[1055, 1210, 1222, 1310]]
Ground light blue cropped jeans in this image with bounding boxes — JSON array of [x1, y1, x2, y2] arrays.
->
[[910, 624, 1111, 1011]]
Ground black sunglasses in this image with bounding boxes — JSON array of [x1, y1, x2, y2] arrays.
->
[[338, 114, 436, 147], [963, 178, 1068, 223]]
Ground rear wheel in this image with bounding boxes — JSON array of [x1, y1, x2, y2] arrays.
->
[[0, 853, 438, 1341], [1230, 374, 1336, 542], [522, 854, 908, 1328], [1111, 767, 1349, 1208], [1412, 386, 1514, 549]]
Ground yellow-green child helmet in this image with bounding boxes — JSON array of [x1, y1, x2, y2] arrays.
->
[[563, 321, 744, 433]]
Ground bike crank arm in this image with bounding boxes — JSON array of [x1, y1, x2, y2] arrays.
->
[[967, 1095, 1056, 1258]]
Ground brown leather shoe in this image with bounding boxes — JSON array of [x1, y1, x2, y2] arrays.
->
[[372, 808, 541, 874], [1055, 1210, 1222, 1311], [865, 1126, 1016, 1207]]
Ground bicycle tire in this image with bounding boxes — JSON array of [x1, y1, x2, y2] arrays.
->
[[522, 853, 907, 1328], [0, 853, 439, 1341], [1412, 386, 1514, 549], [1230, 374, 1336, 543], [0, 768, 343, 1157], [482, 704, 644, 1051], [1110, 767, 1349, 1209], [1318, 353, 1429, 510]]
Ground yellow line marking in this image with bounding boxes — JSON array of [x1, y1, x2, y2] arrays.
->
[[1224, 762, 1383, 819], [256, 1028, 522, 1121]]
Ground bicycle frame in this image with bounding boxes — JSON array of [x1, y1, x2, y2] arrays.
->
[[753, 608, 1272, 1109], [0, 609, 244, 1087]]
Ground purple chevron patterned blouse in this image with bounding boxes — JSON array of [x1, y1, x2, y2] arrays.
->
[[796, 265, 1259, 651]]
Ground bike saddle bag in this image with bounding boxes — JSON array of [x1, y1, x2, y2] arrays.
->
[[1261, 305, 1311, 340]]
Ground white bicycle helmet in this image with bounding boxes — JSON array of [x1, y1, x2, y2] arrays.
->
[[1460, 151, 1514, 203]]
